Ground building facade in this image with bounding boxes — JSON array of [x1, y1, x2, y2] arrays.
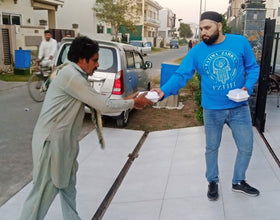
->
[[0, 0, 169, 70], [158, 8, 176, 46], [0, 0, 66, 69], [228, 0, 280, 29]]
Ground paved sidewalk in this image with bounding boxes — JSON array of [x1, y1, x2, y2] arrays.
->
[[1, 124, 280, 219], [1, 80, 279, 219], [0, 80, 26, 92], [264, 93, 280, 159]]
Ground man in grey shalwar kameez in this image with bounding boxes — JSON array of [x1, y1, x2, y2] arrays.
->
[[19, 36, 151, 220]]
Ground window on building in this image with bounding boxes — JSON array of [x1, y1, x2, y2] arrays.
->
[[2, 14, 10, 24], [2, 13, 21, 25], [97, 25, 104, 34], [278, 7, 280, 17]]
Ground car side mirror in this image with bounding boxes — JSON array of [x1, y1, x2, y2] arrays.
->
[[145, 61, 152, 69]]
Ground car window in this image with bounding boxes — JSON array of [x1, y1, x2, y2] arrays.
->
[[57, 44, 70, 65], [144, 42, 152, 47], [134, 52, 144, 69], [98, 47, 117, 72], [126, 51, 134, 69], [130, 41, 142, 47], [57, 43, 117, 73]]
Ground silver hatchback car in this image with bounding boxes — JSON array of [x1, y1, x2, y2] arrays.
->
[[55, 38, 152, 127]]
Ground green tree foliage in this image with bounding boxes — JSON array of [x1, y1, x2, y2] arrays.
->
[[93, 0, 139, 41], [222, 15, 231, 34], [178, 23, 193, 38]]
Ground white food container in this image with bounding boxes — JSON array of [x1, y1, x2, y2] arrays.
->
[[227, 89, 249, 102], [138, 91, 160, 103]]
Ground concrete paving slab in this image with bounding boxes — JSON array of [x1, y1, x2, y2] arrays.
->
[[0, 128, 144, 220], [104, 127, 280, 220], [1, 95, 280, 220], [264, 94, 280, 160]]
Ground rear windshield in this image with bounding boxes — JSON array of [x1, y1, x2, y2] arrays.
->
[[129, 41, 143, 47], [57, 44, 117, 73]]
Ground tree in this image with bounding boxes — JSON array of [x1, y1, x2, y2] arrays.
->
[[178, 23, 193, 39], [222, 15, 231, 34], [93, 0, 139, 41]]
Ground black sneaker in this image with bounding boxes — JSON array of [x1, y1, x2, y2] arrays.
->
[[207, 181, 219, 201], [232, 180, 260, 196]]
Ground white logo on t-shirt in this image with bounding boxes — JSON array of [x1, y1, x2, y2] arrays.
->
[[203, 50, 239, 90]]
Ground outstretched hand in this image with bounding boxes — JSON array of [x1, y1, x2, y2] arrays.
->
[[124, 91, 140, 100], [150, 88, 164, 100], [133, 92, 153, 109]]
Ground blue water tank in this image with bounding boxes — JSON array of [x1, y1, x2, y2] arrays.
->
[[160, 63, 179, 87], [15, 50, 31, 68]]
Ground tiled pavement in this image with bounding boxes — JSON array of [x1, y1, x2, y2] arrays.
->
[[0, 94, 280, 220]]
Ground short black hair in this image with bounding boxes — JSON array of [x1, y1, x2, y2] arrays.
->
[[200, 11, 222, 23], [44, 30, 51, 34], [68, 36, 99, 63]]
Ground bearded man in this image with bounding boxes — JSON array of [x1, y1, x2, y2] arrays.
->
[[152, 11, 260, 201]]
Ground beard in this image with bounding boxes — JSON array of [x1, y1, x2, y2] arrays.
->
[[202, 29, 219, 45]]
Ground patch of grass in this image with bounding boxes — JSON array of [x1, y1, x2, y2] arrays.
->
[[196, 107, 204, 124], [0, 74, 29, 82], [152, 47, 166, 53]]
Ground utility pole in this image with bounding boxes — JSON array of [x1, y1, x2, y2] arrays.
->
[[198, 0, 202, 41]]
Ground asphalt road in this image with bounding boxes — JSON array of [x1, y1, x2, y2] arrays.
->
[[0, 45, 189, 207], [0, 82, 42, 206], [146, 45, 189, 78]]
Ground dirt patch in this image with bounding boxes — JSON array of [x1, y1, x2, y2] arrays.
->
[[124, 97, 201, 131], [80, 75, 203, 136], [103, 88, 202, 131]]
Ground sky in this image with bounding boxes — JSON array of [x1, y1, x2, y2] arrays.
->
[[157, 0, 229, 24]]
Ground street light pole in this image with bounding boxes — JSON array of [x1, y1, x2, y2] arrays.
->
[[198, 0, 202, 41]]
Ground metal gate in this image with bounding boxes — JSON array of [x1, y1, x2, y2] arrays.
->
[[1, 28, 12, 65], [253, 18, 276, 132]]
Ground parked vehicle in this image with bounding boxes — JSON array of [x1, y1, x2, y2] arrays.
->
[[54, 38, 152, 127], [129, 40, 152, 56], [170, 39, 179, 49]]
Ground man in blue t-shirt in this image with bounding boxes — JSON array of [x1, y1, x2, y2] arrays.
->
[[152, 11, 260, 201]]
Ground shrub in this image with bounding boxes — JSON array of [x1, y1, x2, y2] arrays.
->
[[194, 73, 204, 123]]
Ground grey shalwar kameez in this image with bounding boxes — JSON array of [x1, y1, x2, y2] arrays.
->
[[19, 62, 134, 220]]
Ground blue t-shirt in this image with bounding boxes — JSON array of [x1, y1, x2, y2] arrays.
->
[[161, 34, 260, 110]]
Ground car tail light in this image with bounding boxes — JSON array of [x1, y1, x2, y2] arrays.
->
[[112, 70, 124, 95]]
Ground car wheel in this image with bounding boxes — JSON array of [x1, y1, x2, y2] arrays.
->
[[116, 110, 129, 127], [147, 82, 151, 91]]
